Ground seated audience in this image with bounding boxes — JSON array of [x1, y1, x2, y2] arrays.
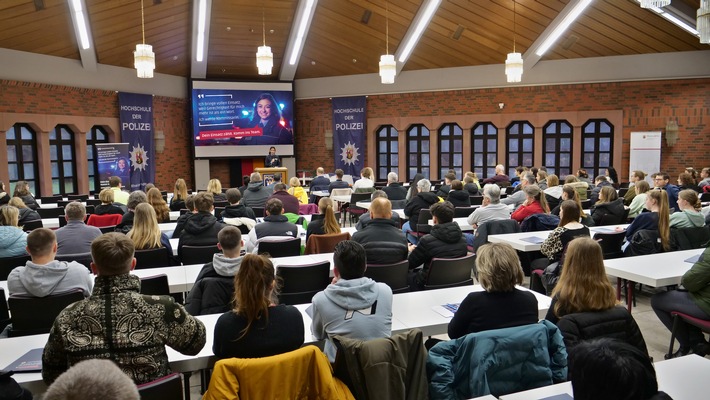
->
[[147, 187, 170, 223], [446, 179, 471, 207], [306, 197, 340, 241], [502, 173, 535, 208], [126, 203, 173, 260], [287, 177, 308, 204], [238, 175, 250, 195], [543, 174, 562, 209], [653, 172, 680, 212], [8, 197, 40, 226], [466, 184, 511, 229], [207, 178, 228, 203], [0, 205, 28, 257], [94, 188, 124, 216], [8, 228, 93, 297], [266, 183, 300, 215], [0, 180, 10, 206], [402, 178, 440, 245], [355, 190, 401, 229], [541, 200, 591, 264], [621, 189, 670, 253], [185, 226, 245, 316], [436, 172, 456, 198], [510, 166, 525, 186], [536, 170, 549, 190], [463, 175, 480, 195], [482, 164, 510, 186], [408, 201, 468, 289], [42, 233, 206, 385], [678, 171, 702, 193], [670, 189, 705, 228], [511, 185, 549, 223], [624, 170, 646, 206], [171, 194, 195, 239], [178, 192, 225, 259], [246, 198, 298, 253], [652, 243, 710, 358], [220, 188, 256, 230], [568, 338, 672, 400], [108, 176, 129, 206], [309, 167, 331, 192], [43, 359, 140, 400], [564, 174, 589, 201], [12, 180, 38, 209], [212, 254, 304, 358], [55, 202, 101, 255], [448, 242, 537, 339], [382, 172, 407, 200], [606, 167, 620, 187], [352, 167, 375, 192], [242, 172, 274, 208], [327, 169, 351, 192], [589, 175, 612, 205], [577, 169, 592, 185], [352, 197, 408, 264], [699, 167, 710, 188], [590, 186, 626, 226], [309, 241, 392, 362], [628, 180, 651, 218], [170, 178, 189, 211], [115, 190, 148, 234], [551, 185, 592, 226], [406, 173, 426, 201]]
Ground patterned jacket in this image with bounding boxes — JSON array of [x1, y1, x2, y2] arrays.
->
[[42, 274, 206, 385]]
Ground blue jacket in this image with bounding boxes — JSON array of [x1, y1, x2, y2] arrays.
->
[[0, 226, 28, 258], [426, 320, 567, 399]]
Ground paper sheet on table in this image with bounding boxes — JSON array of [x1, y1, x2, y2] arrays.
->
[[432, 303, 460, 318], [520, 236, 545, 244]]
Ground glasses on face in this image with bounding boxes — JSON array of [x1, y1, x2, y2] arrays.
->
[[654, 178, 665, 181]]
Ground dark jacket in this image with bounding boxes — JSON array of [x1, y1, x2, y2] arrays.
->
[[17, 207, 41, 225], [253, 215, 298, 240], [17, 195, 39, 210], [589, 180, 612, 205], [435, 184, 451, 198], [404, 191, 440, 224], [408, 222, 468, 278], [115, 210, 134, 233], [0, 192, 9, 206], [310, 175, 332, 192], [241, 180, 273, 208], [177, 212, 225, 259], [171, 211, 193, 239], [169, 198, 186, 212], [328, 179, 350, 192], [355, 212, 401, 230], [266, 191, 300, 215], [184, 255, 244, 316], [471, 219, 521, 252], [464, 183, 480, 195], [352, 218, 408, 264], [382, 183, 407, 201], [446, 190, 471, 207], [220, 204, 256, 220], [94, 204, 125, 216], [590, 198, 626, 226], [211, 192, 227, 203]]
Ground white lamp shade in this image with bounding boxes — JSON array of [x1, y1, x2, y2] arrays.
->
[[134, 44, 155, 79], [699, 0, 710, 44], [640, 0, 671, 8], [505, 52, 523, 83], [256, 45, 273, 75], [379, 54, 396, 84]]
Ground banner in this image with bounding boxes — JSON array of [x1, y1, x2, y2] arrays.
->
[[96, 143, 130, 189], [332, 96, 366, 177], [119, 92, 154, 191]]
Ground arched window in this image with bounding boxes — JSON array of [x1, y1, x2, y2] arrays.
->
[[6, 123, 40, 196], [438, 123, 463, 179], [506, 121, 534, 177], [87, 126, 109, 193], [471, 122, 498, 179], [406, 124, 430, 180], [49, 125, 77, 195], [581, 119, 614, 179], [375, 125, 398, 181], [543, 120, 573, 177]]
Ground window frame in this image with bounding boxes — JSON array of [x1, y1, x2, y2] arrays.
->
[[405, 124, 430, 181], [505, 121, 535, 177], [581, 119, 615, 180], [49, 125, 78, 196], [375, 125, 399, 182], [542, 120, 574, 177], [437, 123, 463, 179], [471, 122, 498, 179], [6, 123, 40, 197]]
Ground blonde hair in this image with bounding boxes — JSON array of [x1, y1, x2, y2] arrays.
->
[[547, 174, 559, 187], [678, 189, 701, 211], [207, 178, 222, 195], [552, 237, 617, 317], [289, 177, 301, 187], [99, 188, 114, 204], [318, 197, 340, 235], [0, 205, 20, 227], [476, 243, 523, 292], [147, 187, 170, 223], [174, 178, 188, 201], [361, 167, 373, 179], [127, 203, 162, 250], [8, 197, 27, 209]]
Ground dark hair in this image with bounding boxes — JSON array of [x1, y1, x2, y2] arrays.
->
[[232, 254, 279, 339], [193, 192, 214, 212], [273, 173, 282, 182], [250, 93, 282, 124], [559, 200, 581, 226], [654, 172, 670, 181], [185, 194, 196, 211], [445, 172, 456, 182], [265, 198, 283, 215], [108, 176, 121, 187], [13, 180, 31, 197], [569, 338, 658, 400], [606, 166, 618, 184], [431, 201, 454, 224], [242, 175, 250, 186], [273, 183, 288, 192], [226, 188, 241, 204], [450, 179, 463, 191], [218, 226, 242, 251], [577, 169, 589, 178], [27, 228, 56, 257], [333, 241, 367, 280], [335, 169, 344, 178]]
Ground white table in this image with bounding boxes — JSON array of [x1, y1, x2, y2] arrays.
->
[[488, 224, 629, 252]]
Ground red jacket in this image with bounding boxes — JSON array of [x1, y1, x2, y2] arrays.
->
[[511, 201, 545, 223]]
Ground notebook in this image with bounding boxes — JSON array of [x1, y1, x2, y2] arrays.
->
[[520, 236, 545, 244], [432, 303, 460, 318], [3, 348, 43, 373]]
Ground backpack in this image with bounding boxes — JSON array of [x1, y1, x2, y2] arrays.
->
[[624, 229, 663, 257]]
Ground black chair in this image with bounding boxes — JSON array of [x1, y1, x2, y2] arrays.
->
[[99, 225, 117, 233], [179, 208, 191, 216], [670, 226, 710, 251], [8, 289, 85, 337], [470, 196, 484, 206], [139, 274, 171, 296], [252, 207, 265, 218], [258, 237, 301, 258], [181, 245, 219, 265], [138, 373, 184, 400], [343, 192, 373, 225], [58, 214, 88, 227], [598, 213, 623, 226], [593, 231, 626, 259], [57, 200, 73, 208], [85, 205, 95, 214], [40, 195, 63, 204], [21, 219, 43, 232], [86, 198, 102, 206], [364, 260, 409, 293], [0, 254, 31, 280], [701, 192, 710, 202], [0, 288, 10, 333], [67, 194, 89, 201], [56, 252, 93, 271], [505, 187, 515, 195], [135, 247, 172, 269], [214, 206, 225, 216], [618, 188, 629, 197], [214, 201, 229, 208], [454, 206, 477, 218], [580, 199, 592, 209], [310, 212, 342, 222], [276, 261, 331, 305], [406, 208, 432, 240], [37, 206, 65, 219], [423, 253, 475, 290]]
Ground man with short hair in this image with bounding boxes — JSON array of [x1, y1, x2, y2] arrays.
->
[[310, 167, 331, 192], [653, 172, 680, 212], [408, 201, 468, 289], [267, 172, 285, 188], [266, 183, 300, 214], [356, 190, 401, 229], [185, 226, 244, 315], [8, 228, 93, 297], [501, 173, 536, 208], [328, 169, 350, 192], [382, 172, 407, 200], [55, 202, 101, 255], [241, 172, 274, 208], [42, 233, 206, 385], [115, 190, 148, 234], [436, 172, 457, 197], [177, 192, 225, 259], [221, 188, 256, 220], [246, 198, 298, 253], [624, 170, 646, 206], [352, 197, 408, 264], [308, 240, 393, 362], [108, 176, 129, 205], [482, 164, 511, 185], [464, 184, 512, 246]]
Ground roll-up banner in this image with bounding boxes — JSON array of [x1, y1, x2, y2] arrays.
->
[[118, 92, 155, 191], [332, 96, 366, 177]]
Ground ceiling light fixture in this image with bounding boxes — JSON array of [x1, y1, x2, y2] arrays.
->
[[69, 0, 91, 50], [134, 0, 155, 78], [534, 0, 592, 57], [288, 0, 316, 65], [396, 0, 441, 63], [195, 0, 207, 62], [505, 0, 523, 83], [700, 0, 710, 43], [256, 7, 273, 75], [635, 0, 700, 36], [379, 1, 396, 84], [640, 0, 670, 8]]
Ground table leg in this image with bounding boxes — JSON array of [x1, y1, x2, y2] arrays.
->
[[616, 278, 622, 301], [626, 280, 634, 313]]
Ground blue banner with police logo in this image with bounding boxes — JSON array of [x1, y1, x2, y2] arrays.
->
[[118, 92, 154, 191], [332, 96, 366, 177]]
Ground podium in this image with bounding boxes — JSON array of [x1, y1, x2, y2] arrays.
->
[[255, 167, 288, 185]]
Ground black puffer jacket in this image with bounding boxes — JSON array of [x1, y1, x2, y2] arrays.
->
[[446, 190, 471, 208], [408, 221, 468, 281], [17, 207, 40, 225], [220, 204, 256, 220], [177, 212, 225, 258], [352, 218, 408, 264], [404, 191, 440, 224], [590, 198, 626, 226]]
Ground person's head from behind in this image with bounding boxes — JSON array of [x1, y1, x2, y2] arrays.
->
[[678, 172, 695, 187], [482, 183, 501, 205], [0, 205, 19, 227], [273, 173, 282, 183], [13, 180, 31, 197], [430, 201, 454, 224], [594, 175, 607, 185], [387, 172, 398, 184], [564, 175, 579, 184], [207, 178, 222, 195], [702, 167, 710, 179], [523, 185, 548, 212], [129, 203, 159, 243], [335, 169, 344, 179], [126, 190, 147, 211], [547, 174, 559, 187], [218, 226, 243, 257], [0, 180, 5, 193], [522, 173, 536, 186], [371, 190, 387, 201], [108, 176, 121, 188], [361, 167, 373, 180], [174, 178, 188, 200], [289, 177, 301, 188], [333, 241, 367, 280], [318, 197, 334, 215], [444, 172, 456, 184], [558, 199, 581, 226], [26, 228, 57, 260], [635, 180, 650, 195], [43, 359, 139, 400], [569, 338, 659, 400], [476, 243, 523, 292], [8, 197, 27, 209], [273, 183, 288, 192], [606, 166, 619, 183], [417, 178, 431, 193], [242, 175, 250, 186], [370, 197, 392, 220], [99, 188, 114, 205], [450, 179, 463, 191], [537, 170, 548, 182], [193, 192, 214, 213], [577, 169, 588, 179], [91, 233, 135, 276], [253, 93, 281, 123], [631, 170, 646, 183], [65, 201, 87, 222], [233, 254, 279, 338], [250, 172, 262, 183], [225, 188, 242, 205], [265, 198, 283, 216], [316, 167, 325, 176], [599, 186, 618, 203], [147, 187, 165, 206], [144, 183, 156, 193], [678, 189, 701, 211], [185, 194, 196, 212], [495, 164, 505, 175]]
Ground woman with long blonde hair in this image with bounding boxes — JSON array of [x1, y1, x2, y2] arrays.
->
[[207, 178, 227, 202], [147, 187, 170, 223], [170, 178, 189, 211], [212, 254, 304, 358], [305, 197, 340, 241], [127, 203, 172, 254]]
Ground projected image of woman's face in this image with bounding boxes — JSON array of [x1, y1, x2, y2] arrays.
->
[[257, 99, 273, 121]]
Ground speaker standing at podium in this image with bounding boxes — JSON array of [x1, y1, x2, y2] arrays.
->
[[265, 146, 281, 167]]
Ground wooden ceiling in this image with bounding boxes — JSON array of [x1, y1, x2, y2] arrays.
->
[[0, 0, 706, 81]]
